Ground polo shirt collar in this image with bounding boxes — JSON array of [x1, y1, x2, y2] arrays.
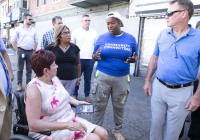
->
[[167, 24, 195, 36]]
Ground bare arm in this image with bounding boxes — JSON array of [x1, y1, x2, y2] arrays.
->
[[75, 52, 81, 85], [69, 96, 89, 106], [25, 84, 87, 133], [1, 51, 14, 81], [34, 43, 38, 51], [143, 55, 158, 96], [11, 41, 18, 51]]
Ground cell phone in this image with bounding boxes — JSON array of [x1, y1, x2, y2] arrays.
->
[[76, 104, 94, 114]]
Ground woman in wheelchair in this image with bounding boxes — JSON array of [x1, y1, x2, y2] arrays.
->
[[25, 50, 108, 140]]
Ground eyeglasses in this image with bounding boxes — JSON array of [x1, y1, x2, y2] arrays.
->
[[61, 31, 71, 36], [166, 10, 186, 17]]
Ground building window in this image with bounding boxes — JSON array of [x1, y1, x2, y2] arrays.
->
[[36, 0, 39, 7], [23, 0, 27, 8], [17, 1, 19, 8], [43, 0, 46, 5], [2, 4, 8, 16]]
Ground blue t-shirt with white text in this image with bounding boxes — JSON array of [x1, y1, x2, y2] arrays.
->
[[93, 32, 138, 76]]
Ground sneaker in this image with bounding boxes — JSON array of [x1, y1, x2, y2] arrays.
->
[[112, 130, 125, 140]]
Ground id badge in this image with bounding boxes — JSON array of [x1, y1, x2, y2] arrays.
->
[[22, 54, 25, 58]]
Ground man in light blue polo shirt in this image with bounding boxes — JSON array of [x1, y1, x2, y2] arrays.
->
[[143, 0, 200, 140]]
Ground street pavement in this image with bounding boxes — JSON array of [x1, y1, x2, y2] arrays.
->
[[7, 48, 190, 140]]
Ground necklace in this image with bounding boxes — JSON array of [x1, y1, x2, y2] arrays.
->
[[60, 45, 70, 52]]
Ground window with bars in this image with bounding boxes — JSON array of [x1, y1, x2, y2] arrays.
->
[[17, 1, 19, 8], [23, 0, 27, 8]]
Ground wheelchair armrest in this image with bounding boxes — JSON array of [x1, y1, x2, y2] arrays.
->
[[14, 124, 29, 131], [13, 124, 51, 136]]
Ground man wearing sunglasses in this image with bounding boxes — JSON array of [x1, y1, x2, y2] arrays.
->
[[11, 13, 38, 92], [143, 0, 200, 140]]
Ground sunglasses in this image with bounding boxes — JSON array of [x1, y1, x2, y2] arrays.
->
[[61, 31, 71, 36], [166, 10, 186, 17]]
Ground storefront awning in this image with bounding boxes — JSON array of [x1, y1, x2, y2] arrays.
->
[[68, 0, 129, 8]]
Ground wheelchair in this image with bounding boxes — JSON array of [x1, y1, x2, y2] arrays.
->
[[10, 92, 51, 140]]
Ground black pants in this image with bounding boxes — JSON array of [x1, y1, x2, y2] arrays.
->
[[188, 80, 200, 139]]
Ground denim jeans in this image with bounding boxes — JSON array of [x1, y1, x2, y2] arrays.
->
[[74, 59, 94, 97]]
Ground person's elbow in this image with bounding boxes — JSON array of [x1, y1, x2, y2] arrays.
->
[[28, 121, 38, 132], [28, 120, 40, 132]]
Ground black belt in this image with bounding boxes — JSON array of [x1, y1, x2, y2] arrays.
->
[[157, 78, 193, 89], [18, 47, 33, 51]]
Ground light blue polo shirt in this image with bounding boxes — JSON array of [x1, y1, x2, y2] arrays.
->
[[154, 26, 200, 84]]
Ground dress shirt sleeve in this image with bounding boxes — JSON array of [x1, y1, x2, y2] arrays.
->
[[34, 31, 38, 44], [71, 31, 76, 44], [11, 29, 18, 43]]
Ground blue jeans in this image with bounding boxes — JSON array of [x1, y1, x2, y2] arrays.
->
[[74, 59, 94, 97]]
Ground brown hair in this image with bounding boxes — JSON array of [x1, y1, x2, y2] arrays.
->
[[54, 24, 70, 46], [30, 50, 56, 77], [169, 0, 194, 19]]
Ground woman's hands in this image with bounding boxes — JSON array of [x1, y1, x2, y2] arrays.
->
[[67, 121, 87, 133], [92, 48, 101, 61], [125, 52, 138, 63], [76, 78, 81, 85], [77, 100, 90, 105]]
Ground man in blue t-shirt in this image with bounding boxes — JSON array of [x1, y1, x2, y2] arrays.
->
[[143, 0, 200, 140]]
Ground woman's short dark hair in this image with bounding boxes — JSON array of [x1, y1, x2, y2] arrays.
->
[[170, 0, 194, 19], [30, 50, 56, 77]]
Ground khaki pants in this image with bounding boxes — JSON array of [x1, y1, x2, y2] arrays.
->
[[150, 78, 192, 140], [92, 71, 130, 132], [0, 83, 12, 139]]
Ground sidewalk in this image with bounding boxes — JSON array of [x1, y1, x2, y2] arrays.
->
[[8, 49, 190, 140]]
